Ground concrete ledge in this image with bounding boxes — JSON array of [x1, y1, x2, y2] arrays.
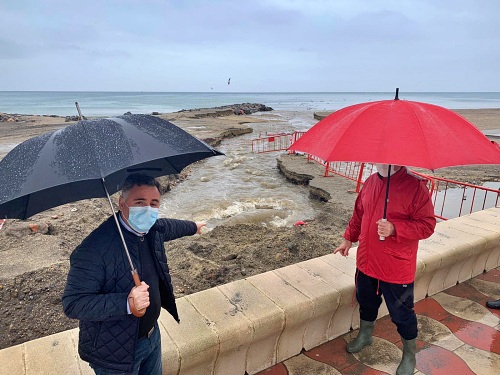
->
[[247, 270, 313, 362], [1, 207, 499, 375]]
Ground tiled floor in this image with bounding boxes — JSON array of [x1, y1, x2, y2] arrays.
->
[[257, 267, 500, 375]]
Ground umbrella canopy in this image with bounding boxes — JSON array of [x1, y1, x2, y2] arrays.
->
[[0, 114, 223, 220], [288, 94, 500, 170]]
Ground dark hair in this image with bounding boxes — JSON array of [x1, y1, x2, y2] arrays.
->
[[121, 173, 161, 198]]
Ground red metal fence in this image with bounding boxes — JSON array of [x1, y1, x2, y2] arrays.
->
[[252, 131, 500, 221], [251, 133, 294, 153], [416, 174, 500, 221]]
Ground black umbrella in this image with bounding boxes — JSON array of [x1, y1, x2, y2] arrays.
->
[[0, 114, 223, 219], [0, 114, 223, 315]]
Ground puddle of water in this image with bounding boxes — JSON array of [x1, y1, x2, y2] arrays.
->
[[433, 181, 500, 219]]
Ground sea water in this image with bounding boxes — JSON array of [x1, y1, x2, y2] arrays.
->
[[1, 91, 500, 117]]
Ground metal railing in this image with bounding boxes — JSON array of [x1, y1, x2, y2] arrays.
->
[[251, 133, 294, 153], [423, 176, 499, 220]]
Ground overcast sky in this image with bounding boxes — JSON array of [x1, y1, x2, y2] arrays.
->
[[1, 0, 499, 92]]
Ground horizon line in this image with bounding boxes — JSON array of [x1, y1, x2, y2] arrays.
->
[[2, 90, 500, 94]]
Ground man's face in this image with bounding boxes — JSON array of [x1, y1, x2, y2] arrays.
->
[[119, 184, 161, 220], [375, 164, 402, 177]]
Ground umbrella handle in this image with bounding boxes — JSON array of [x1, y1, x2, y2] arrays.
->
[[379, 218, 387, 241], [132, 271, 142, 287], [129, 270, 146, 317], [380, 165, 392, 241]]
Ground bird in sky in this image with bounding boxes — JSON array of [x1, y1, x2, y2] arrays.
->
[[228, 78, 231, 85]]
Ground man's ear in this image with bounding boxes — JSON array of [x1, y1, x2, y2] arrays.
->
[[118, 195, 124, 210]]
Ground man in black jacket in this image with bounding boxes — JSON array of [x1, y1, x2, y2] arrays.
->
[[62, 173, 205, 374]]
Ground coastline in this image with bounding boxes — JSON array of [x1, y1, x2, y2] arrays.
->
[[0, 106, 499, 350], [0, 104, 269, 159]]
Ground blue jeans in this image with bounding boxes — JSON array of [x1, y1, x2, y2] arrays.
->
[[91, 323, 162, 375]]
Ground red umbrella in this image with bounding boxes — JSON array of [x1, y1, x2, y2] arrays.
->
[[288, 89, 500, 239], [288, 89, 500, 170]]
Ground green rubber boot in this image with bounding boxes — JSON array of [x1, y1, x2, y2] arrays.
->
[[347, 319, 375, 353], [396, 338, 416, 375]]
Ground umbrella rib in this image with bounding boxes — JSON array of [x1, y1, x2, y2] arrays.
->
[[326, 102, 380, 163], [112, 117, 216, 175], [406, 102, 434, 170], [110, 117, 182, 173], [78, 119, 106, 179]]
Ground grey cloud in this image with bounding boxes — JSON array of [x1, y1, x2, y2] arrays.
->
[[0, 39, 40, 59], [328, 10, 420, 44], [0, 37, 129, 60]]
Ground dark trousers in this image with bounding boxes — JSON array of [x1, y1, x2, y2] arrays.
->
[[355, 269, 418, 340]]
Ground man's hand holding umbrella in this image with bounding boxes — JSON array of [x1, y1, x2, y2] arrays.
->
[[128, 281, 150, 314], [376, 219, 395, 238]]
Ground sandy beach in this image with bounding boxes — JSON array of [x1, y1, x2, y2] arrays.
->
[[0, 107, 499, 350]]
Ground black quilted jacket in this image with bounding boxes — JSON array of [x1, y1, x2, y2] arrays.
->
[[62, 215, 197, 372]]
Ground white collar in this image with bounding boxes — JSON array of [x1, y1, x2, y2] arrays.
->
[[118, 212, 147, 236]]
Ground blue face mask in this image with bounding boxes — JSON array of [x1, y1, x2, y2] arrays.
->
[[127, 206, 159, 233]]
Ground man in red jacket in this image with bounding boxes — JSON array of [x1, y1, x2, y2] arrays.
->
[[334, 164, 436, 375]]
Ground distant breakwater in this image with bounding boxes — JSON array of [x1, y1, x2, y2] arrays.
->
[[174, 103, 273, 118], [0, 103, 273, 123]]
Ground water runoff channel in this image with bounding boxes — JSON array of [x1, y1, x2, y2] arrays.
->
[[160, 110, 325, 231]]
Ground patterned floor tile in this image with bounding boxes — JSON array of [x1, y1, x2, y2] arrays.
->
[[466, 278, 500, 300], [373, 315, 401, 344], [351, 337, 401, 374], [441, 314, 500, 354], [284, 354, 341, 375], [453, 343, 500, 375], [476, 269, 500, 284], [447, 280, 500, 318], [304, 336, 358, 372], [417, 315, 463, 351], [255, 362, 288, 375], [415, 339, 475, 374], [414, 296, 451, 321], [340, 362, 388, 375], [432, 293, 499, 327], [445, 280, 491, 302]]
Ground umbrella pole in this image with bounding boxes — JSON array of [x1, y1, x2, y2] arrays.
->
[[380, 165, 392, 241], [101, 178, 146, 317]]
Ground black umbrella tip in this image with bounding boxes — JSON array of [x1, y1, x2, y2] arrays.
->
[[395, 88, 400, 100]]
